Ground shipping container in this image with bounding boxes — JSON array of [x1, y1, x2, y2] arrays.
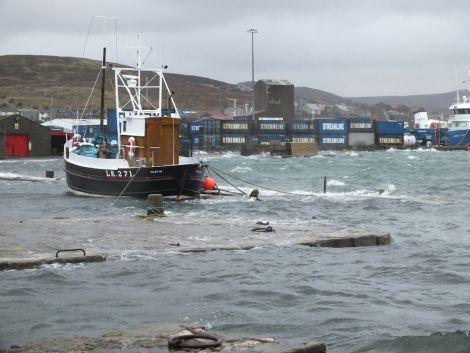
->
[[221, 120, 252, 135], [413, 128, 447, 146], [376, 135, 403, 146], [288, 120, 316, 134], [375, 121, 404, 135], [348, 117, 374, 132], [201, 119, 221, 135], [318, 134, 348, 149], [221, 134, 248, 145], [188, 121, 205, 136], [258, 134, 287, 145], [348, 132, 375, 147], [179, 120, 190, 138], [201, 134, 221, 150], [255, 118, 286, 135], [180, 137, 193, 157], [191, 136, 201, 148], [316, 118, 348, 134], [291, 134, 316, 143]]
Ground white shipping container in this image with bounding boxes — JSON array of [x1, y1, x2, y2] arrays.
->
[[348, 132, 375, 146]]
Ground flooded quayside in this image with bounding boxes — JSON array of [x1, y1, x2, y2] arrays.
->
[[1, 151, 470, 353]]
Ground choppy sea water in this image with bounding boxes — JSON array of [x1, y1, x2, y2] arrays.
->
[[1, 149, 470, 352]]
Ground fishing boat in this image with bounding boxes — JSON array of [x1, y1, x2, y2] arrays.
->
[[63, 43, 204, 198], [446, 92, 470, 147]]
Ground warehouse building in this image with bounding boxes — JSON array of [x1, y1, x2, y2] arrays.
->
[[0, 114, 51, 158]]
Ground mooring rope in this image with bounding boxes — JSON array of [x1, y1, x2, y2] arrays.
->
[[110, 165, 143, 205], [207, 164, 314, 197], [208, 167, 248, 196]]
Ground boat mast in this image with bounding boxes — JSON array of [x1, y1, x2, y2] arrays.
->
[[100, 47, 107, 136]]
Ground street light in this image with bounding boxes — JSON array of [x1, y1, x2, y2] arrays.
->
[[50, 90, 53, 127], [247, 28, 258, 121]]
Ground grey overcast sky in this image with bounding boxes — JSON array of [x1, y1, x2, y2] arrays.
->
[[1, 0, 470, 97]]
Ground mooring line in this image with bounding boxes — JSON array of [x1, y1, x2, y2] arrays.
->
[[208, 164, 314, 197], [110, 165, 143, 205], [209, 167, 248, 196]]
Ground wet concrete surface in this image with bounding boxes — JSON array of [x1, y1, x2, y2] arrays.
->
[[0, 216, 390, 265], [0, 323, 326, 353]]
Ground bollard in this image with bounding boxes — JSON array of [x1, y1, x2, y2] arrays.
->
[[45, 170, 55, 178], [323, 176, 327, 193], [147, 194, 164, 216]]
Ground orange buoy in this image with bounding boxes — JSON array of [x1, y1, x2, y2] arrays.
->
[[202, 177, 216, 190]]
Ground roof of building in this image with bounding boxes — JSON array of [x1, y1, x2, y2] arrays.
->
[[259, 79, 293, 86], [40, 118, 103, 133], [0, 114, 52, 130]]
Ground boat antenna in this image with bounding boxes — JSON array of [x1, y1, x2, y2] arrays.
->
[[100, 47, 107, 136], [83, 16, 118, 63]]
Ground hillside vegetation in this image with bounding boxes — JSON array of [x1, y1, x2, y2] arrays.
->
[[349, 91, 466, 115], [0, 55, 251, 113], [0, 55, 457, 116]]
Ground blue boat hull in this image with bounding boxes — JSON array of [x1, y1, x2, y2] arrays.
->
[[446, 129, 470, 147]]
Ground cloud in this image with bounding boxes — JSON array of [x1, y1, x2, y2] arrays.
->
[[1, 0, 470, 96]]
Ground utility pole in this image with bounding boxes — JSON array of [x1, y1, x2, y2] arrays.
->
[[49, 90, 53, 127]]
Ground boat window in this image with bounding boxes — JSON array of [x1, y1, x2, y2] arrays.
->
[[123, 121, 127, 132]]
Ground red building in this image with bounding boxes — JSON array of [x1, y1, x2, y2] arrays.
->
[[0, 114, 51, 158]]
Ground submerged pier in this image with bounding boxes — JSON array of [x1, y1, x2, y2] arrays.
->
[[0, 216, 390, 271], [0, 323, 326, 353]]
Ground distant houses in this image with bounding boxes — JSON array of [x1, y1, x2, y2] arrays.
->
[[0, 77, 418, 159]]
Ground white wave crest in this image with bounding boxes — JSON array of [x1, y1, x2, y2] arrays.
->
[[0, 172, 59, 182], [327, 179, 346, 186], [231, 166, 253, 173]]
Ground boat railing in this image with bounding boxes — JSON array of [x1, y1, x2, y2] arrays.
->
[[119, 144, 162, 167], [121, 144, 144, 161]]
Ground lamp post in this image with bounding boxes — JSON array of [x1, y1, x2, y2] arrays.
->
[[247, 28, 257, 121], [49, 90, 53, 127]]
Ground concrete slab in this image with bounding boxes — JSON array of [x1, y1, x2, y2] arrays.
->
[[0, 216, 390, 268], [0, 323, 326, 353]]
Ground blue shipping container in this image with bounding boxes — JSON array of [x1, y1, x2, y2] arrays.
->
[[221, 134, 248, 145], [376, 135, 403, 146], [318, 134, 348, 149], [256, 120, 286, 135], [189, 122, 204, 135], [348, 117, 374, 132], [291, 134, 316, 143], [375, 121, 404, 135], [317, 118, 348, 134], [201, 134, 221, 149], [258, 134, 286, 145], [289, 120, 316, 134], [222, 120, 252, 135]]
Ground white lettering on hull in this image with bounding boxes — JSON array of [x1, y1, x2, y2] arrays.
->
[[105, 170, 134, 178]]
